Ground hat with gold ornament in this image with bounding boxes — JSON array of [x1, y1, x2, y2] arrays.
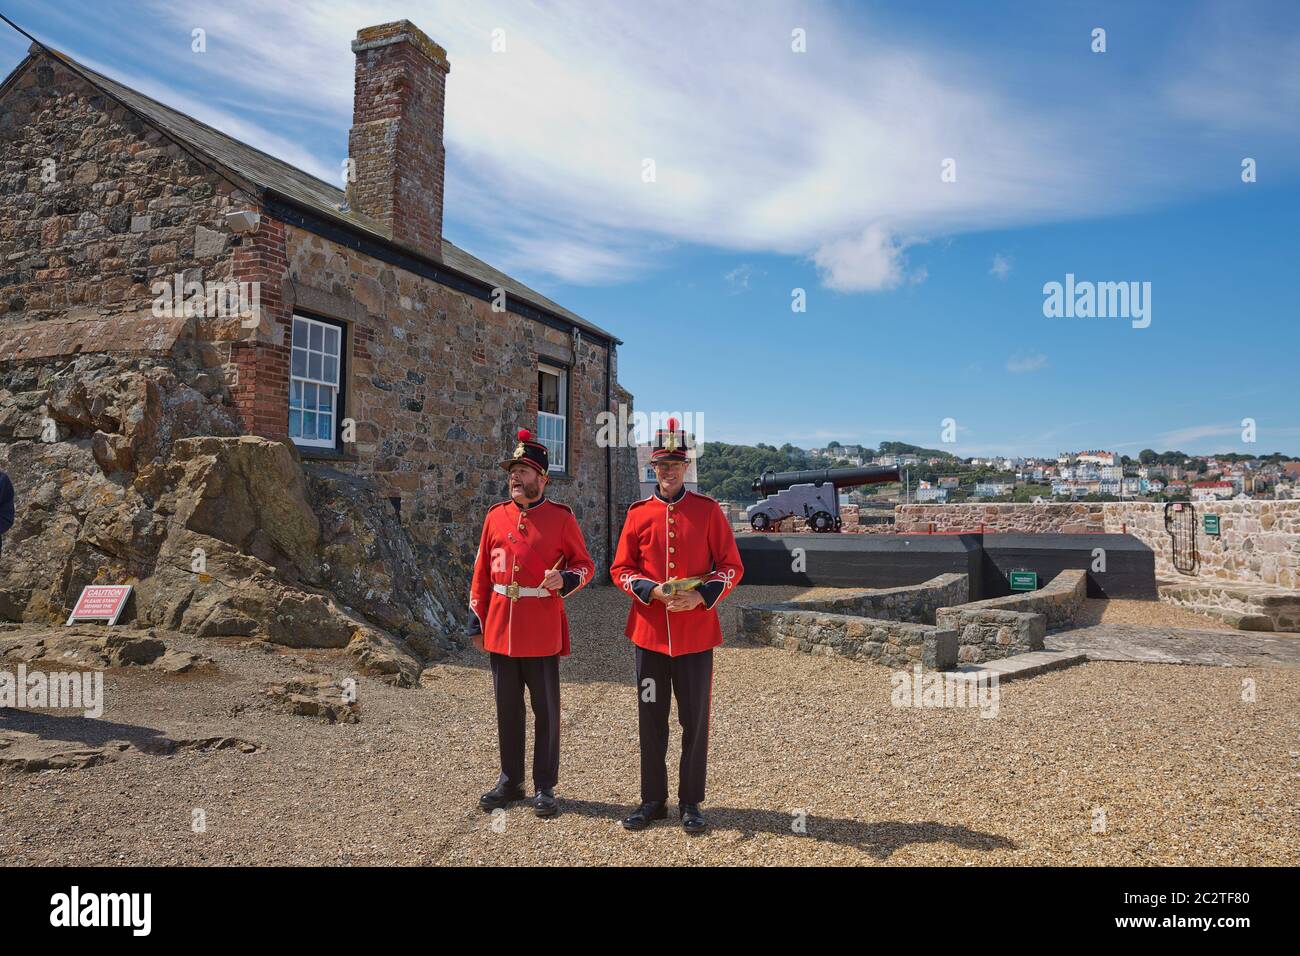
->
[[500, 427, 549, 475], [650, 416, 689, 463]]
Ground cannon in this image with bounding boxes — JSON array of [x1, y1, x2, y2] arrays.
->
[[746, 464, 902, 532]]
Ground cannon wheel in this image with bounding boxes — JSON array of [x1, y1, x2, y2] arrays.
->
[[751, 513, 771, 531], [810, 511, 835, 533]]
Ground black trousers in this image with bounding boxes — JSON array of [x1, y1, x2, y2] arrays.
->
[[489, 652, 560, 791], [635, 646, 713, 804]]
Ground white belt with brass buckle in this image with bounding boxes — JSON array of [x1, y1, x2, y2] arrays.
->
[[494, 583, 553, 600]]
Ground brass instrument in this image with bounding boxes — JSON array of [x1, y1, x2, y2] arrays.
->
[[660, 576, 704, 597]]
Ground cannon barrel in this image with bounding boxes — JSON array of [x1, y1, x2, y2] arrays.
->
[[752, 464, 902, 495]]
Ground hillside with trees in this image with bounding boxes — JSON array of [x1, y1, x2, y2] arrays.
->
[[695, 442, 811, 502]]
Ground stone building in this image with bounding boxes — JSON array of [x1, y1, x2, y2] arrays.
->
[[0, 19, 640, 598]]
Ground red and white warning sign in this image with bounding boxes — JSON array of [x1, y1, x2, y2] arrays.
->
[[66, 585, 133, 626]]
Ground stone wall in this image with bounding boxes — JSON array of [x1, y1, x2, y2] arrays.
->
[[279, 225, 628, 579], [1101, 501, 1300, 588], [740, 574, 963, 670], [742, 604, 958, 670], [931, 607, 1044, 664], [895, 502, 1300, 588], [1158, 582, 1300, 632], [931, 569, 1085, 664], [778, 572, 967, 624], [936, 569, 1086, 632], [896, 503, 1105, 534], [0, 54, 244, 333]]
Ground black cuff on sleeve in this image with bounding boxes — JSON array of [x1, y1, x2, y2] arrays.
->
[[559, 571, 580, 597], [697, 580, 725, 610], [630, 579, 657, 606]]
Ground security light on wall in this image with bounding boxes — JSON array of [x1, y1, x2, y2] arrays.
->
[[225, 210, 261, 234]]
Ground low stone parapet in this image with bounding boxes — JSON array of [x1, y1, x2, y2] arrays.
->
[[931, 607, 1045, 664], [740, 573, 967, 669], [1158, 582, 1300, 632], [741, 604, 958, 670], [937, 568, 1086, 632], [778, 573, 967, 624], [929, 569, 1086, 664]]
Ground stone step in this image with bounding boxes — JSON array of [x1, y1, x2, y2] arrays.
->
[[951, 649, 1088, 683], [1159, 583, 1300, 632]]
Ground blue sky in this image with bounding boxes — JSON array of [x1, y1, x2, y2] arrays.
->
[[4, 0, 1297, 457]]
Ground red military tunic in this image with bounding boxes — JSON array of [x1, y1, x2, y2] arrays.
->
[[469, 496, 595, 657], [611, 488, 744, 657]]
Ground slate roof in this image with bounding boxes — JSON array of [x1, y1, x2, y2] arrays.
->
[[15, 43, 619, 344]]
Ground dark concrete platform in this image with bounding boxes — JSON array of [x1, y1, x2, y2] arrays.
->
[[737, 533, 985, 594], [981, 533, 1156, 600], [736, 531, 1156, 600]]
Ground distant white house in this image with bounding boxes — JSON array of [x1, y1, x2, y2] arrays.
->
[[1192, 481, 1233, 501]]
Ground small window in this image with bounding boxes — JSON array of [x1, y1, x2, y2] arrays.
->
[[537, 363, 567, 473], [289, 314, 344, 449]]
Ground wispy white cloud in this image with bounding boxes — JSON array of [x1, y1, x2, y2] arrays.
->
[[1005, 352, 1048, 374], [990, 253, 1012, 280], [811, 224, 926, 292], [21, 0, 1296, 289], [722, 263, 760, 294], [1156, 422, 1300, 448], [1161, 3, 1300, 134]]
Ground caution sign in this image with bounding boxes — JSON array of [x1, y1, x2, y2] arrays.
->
[[66, 585, 133, 626]]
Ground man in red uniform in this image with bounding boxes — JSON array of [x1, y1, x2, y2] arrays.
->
[[611, 418, 743, 833], [469, 428, 595, 817]]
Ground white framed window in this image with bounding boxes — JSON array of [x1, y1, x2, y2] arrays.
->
[[289, 314, 343, 449], [537, 363, 567, 473]]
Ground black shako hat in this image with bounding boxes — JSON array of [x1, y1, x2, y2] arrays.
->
[[500, 427, 549, 476], [650, 417, 689, 463]]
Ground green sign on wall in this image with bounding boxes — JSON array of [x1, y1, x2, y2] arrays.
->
[[1009, 570, 1038, 591], [1204, 514, 1221, 535]]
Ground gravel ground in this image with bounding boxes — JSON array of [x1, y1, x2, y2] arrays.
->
[[1, 584, 1296, 866], [1074, 596, 1238, 630]]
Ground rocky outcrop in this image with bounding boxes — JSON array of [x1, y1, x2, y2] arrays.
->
[[0, 624, 209, 672], [0, 729, 263, 773], [0, 354, 461, 684], [265, 675, 360, 724]]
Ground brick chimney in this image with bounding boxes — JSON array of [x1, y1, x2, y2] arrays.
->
[[347, 21, 450, 260]]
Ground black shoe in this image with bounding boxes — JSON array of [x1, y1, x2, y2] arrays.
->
[[680, 803, 708, 834], [621, 800, 668, 831], [533, 788, 558, 818], [478, 782, 526, 812]]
